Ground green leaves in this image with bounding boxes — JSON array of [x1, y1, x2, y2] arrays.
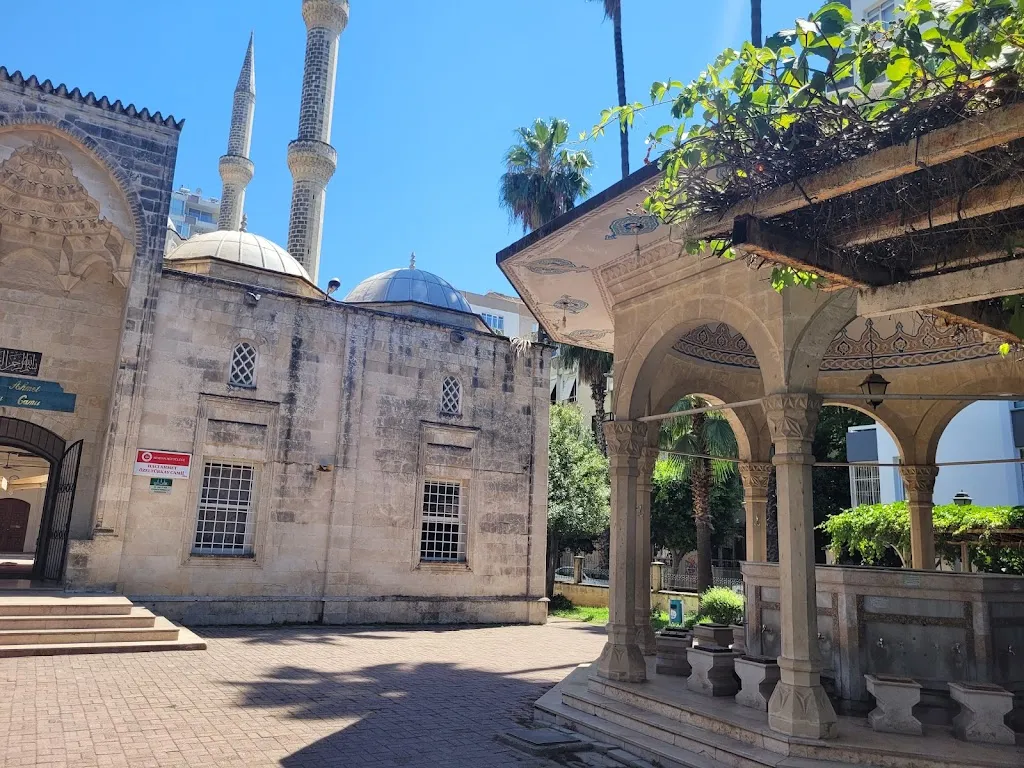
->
[[585, 0, 1024, 289], [547, 404, 609, 546]]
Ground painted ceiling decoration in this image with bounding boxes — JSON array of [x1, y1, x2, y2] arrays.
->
[[567, 329, 610, 342], [605, 214, 659, 240], [524, 258, 589, 275], [553, 295, 588, 315], [673, 314, 1003, 372]]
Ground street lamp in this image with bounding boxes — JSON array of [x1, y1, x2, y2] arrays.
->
[[953, 491, 972, 506]]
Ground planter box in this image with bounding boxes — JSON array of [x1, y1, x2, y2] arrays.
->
[[687, 646, 739, 697], [692, 622, 734, 649], [655, 628, 693, 677], [735, 655, 781, 710]]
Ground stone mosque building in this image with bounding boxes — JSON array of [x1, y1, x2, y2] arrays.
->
[[0, 0, 549, 626]]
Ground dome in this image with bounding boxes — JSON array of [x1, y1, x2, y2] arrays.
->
[[164, 230, 311, 282], [344, 267, 474, 313]]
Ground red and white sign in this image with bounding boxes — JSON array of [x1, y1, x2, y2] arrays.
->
[[133, 450, 192, 479]]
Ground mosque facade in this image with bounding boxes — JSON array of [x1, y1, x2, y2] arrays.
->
[[0, 0, 549, 625]]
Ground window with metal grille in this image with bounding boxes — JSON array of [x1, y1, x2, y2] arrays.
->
[[192, 462, 256, 556], [229, 342, 257, 388], [849, 464, 881, 507], [419, 480, 465, 562], [440, 376, 461, 415]]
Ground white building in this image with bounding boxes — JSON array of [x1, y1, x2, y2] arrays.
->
[[169, 186, 220, 239], [847, 401, 1024, 508]]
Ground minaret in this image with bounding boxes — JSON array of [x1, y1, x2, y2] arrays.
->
[[286, 0, 348, 284], [218, 33, 256, 231]]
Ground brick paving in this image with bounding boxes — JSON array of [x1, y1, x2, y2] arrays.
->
[[0, 618, 607, 768]]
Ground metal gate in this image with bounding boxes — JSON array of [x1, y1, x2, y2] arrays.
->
[[38, 440, 82, 582]]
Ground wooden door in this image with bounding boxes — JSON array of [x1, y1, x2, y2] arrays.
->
[[0, 499, 30, 552]]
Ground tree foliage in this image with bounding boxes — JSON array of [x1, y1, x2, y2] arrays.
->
[[650, 458, 743, 568], [499, 118, 593, 233], [820, 501, 1024, 572], [548, 403, 610, 550], [556, 345, 613, 453], [591, 0, 1024, 290]]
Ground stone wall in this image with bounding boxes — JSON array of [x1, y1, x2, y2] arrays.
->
[[72, 268, 549, 625], [0, 77, 180, 547]]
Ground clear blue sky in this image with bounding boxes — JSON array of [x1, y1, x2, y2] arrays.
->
[[1, 0, 810, 294]]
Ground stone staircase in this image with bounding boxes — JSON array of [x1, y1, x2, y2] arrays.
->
[[0, 593, 205, 657], [537, 664, 1022, 768]]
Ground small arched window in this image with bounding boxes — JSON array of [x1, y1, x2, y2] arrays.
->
[[440, 376, 461, 415], [229, 342, 258, 388]]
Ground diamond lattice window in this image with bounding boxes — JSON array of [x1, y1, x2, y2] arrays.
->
[[440, 376, 461, 415], [229, 342, 257, 388], [193, 462, 256, 556], [419, 480, 466, 563]]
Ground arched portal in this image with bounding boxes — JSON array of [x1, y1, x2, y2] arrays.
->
[[0, 416, 82, 581]]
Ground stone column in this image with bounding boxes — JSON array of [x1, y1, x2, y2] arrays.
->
[[635, 444, 659, 655], [573, 554, 585, 584], [594, 420, 648, 682], [739, 462, 772, 562], [899, 465, 938, 570], [763, 394, 838, 739]]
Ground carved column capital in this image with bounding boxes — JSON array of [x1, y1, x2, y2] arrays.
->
[[899, 464, 939, 496], [763, 393, 822, 455], [603, 420, 649, 466], [738, 461, 773, 494], [637, 445, 660, 481]]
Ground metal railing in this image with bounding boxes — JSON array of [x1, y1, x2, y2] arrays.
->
[[661, 566, 743, 593]]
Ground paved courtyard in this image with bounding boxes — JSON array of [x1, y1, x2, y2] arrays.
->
[[0, 618, 607, 768]]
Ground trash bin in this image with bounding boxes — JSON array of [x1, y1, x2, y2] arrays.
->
[[669, 598, 683, 625]]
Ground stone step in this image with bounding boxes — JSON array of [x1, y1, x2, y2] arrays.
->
[[535, 674, 728, 768], [0, 616, 180, 646], [0, 606, 157, 630], [0, 625, 207, 658], [547, 666, 1020, 768], [0, 595, 133, 616]]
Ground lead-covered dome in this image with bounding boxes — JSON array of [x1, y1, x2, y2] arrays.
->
[[165, 230, 311, 282], [344, 267, 473, 313]]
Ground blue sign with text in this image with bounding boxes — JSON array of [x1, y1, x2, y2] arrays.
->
[[0, 376, 76, 413]]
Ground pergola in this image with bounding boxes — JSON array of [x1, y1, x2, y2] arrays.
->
[[498, 100, 1024, 742]]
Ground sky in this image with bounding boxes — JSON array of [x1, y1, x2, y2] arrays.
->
[[1, 0, 813, 295]]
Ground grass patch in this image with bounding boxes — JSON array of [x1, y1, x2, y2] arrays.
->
[[550, 605, 609, 623], [549, 603, 672, 631]]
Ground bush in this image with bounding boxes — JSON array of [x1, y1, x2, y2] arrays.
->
[[698, 586, 744, 625], [682, 612, 698, 630], [548, 594, 573, 613]]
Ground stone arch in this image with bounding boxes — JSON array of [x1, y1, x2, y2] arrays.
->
[[653, 376, 771, 464], [784, 290, 858, 392], [915, 373, 1024, 464], [0, 119, 146, 266], [0, 415, 66, 464], [820, 399, 912, 464], [614, 294, 781, 421]]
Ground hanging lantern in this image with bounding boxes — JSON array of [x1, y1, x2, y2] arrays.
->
[[859, 371, 890, 409], [953, 491, 972, 506]]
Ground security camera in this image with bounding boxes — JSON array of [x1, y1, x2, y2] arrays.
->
[[326, 277, 341, 296]]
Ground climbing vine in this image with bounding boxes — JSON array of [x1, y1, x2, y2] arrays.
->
[[593, 0, 1024, 296]]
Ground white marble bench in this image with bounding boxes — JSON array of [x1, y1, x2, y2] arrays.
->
[[948, 681, 1015, 745], [864, 674, 922, 735]]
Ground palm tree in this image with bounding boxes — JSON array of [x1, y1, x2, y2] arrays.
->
[[499, 118, 593, 233], [557, 345, 613, 454], [659, 397, 739, 595], [588, 0, 629, 179], [751, 0, 762, 46]]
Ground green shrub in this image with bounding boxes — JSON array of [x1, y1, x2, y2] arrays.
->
[[682, 612, 698, 630], [698, 586, 744, 625], [548, 594, 573, 612]]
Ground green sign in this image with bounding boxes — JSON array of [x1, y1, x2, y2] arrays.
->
[[0, 376, 76, 413], [150, 478, 173, 494]]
